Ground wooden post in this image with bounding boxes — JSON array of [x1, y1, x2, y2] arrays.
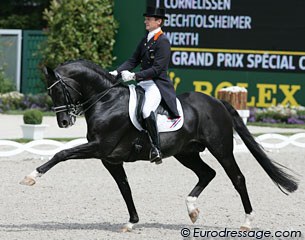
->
[[217, 86, 250, 124]]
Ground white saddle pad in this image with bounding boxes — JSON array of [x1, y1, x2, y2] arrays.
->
[[128, 85, 184, 132]]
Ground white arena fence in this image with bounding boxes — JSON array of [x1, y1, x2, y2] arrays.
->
[[0, 139, 87, 158], [0, 133, 305, 158]]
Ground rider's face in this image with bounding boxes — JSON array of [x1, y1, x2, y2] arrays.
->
[[144, 17, 162, 32]]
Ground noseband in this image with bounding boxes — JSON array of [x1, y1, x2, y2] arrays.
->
[[48, 72, 122, 119]]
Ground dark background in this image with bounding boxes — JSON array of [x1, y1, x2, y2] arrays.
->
[[162, 0, 305, 51]]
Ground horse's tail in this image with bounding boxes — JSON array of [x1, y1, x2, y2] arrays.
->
[[221, 100, 298, 194]]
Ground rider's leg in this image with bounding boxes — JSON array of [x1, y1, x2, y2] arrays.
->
[[144, 111, 162, 163], [138, 80, 162, 163]]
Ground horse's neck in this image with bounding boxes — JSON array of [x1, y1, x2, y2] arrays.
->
[[61, 63, 128, 101], [76, 73, 116, 96], [83, 86, 129, 120]]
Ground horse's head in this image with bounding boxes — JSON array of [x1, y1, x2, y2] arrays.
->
[[43, 66, 83, 128]]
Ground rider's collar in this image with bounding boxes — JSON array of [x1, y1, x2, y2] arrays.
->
[[147, 27, 161, 42]]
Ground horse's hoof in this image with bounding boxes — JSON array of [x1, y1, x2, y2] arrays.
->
[[121, 226, 132, 232], [240, 226, 251, 231], [19, 176, 36, 186], [189, 208, 200, 223], [121, 222, 134, 232]]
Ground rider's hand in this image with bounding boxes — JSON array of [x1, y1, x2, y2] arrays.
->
[[109, 70, 118, 77], [121, 70, 136, 82]]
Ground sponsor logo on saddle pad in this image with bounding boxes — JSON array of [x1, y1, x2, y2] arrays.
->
[[128, 85, 184, 132]]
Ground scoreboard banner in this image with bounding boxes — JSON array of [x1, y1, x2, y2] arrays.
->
[[114, 0, 305, 107], [161, 0, 305, 73]]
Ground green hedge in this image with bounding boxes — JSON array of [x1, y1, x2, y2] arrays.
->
[[41, 0, 118, 69], [23, 109, 43, 124]]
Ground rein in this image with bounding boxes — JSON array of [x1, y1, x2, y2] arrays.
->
[[79, 84, 119, 115], [48, 72, 122, 117]]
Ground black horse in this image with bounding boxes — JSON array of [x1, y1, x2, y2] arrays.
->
[[20, 59, 298, 232]]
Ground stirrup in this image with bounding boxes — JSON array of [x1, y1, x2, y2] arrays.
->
[[150, 147, 162, 164]]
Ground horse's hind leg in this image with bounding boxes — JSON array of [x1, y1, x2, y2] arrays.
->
[[174, 152, 216, 224], [209, 147, 254, 230], [101, 160, 139, 232]]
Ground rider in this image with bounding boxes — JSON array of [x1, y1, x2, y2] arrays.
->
[[109, 5, 179, 164]]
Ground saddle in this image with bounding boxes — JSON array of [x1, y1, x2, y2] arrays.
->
[[128, 85, 184, 133], [135, 86, 175, 128]]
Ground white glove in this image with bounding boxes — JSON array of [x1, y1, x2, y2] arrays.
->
[[121, 70, 136, 82], [109, 70, 118, 77]]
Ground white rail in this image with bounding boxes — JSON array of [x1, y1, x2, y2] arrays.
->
[[0, 139, 87, 157], [0, 133, 305, 158]]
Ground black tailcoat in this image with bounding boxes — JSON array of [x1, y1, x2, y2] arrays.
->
[[117, 33, 179, 117]]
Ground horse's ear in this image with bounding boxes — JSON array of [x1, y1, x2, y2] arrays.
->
[[42, 66, 56, 80]]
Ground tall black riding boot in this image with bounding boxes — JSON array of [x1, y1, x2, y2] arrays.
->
[[144, 112, 162, 164]]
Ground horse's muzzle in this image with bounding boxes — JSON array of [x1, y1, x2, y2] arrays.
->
[[57, 114, 76, 128]]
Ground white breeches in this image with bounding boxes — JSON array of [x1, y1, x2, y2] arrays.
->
[[138, 80, 161, 118]]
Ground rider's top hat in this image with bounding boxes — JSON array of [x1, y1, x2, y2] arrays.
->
[[143, 6, 168, 19]]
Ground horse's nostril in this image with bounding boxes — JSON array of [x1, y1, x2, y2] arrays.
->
[[62, 120, 69, 127]]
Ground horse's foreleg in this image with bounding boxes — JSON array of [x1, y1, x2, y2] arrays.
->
[[101, 160, 139, 232], [174, 152, 216, 224], [20, 142, 99, 186]]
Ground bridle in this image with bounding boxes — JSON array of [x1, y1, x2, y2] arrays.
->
[[47, 72, 83, 117], [47, 71, 122, 119]]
